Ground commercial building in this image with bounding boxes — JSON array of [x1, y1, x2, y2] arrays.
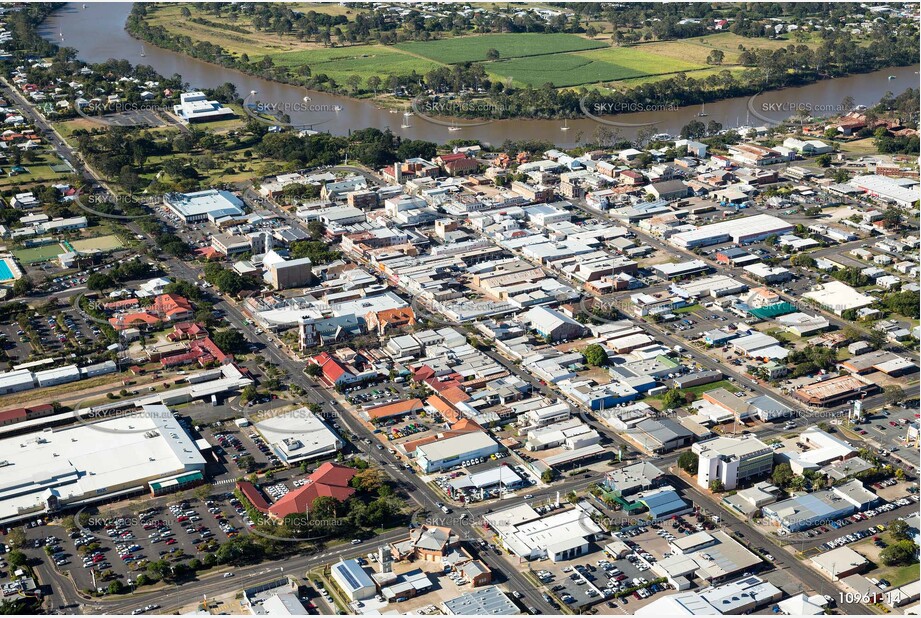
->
[[172, 91, 235, 123], [263, 251, 313, 290], [523, 306, 587, 342], [802, 281, 875, 316], [484, 503, 603, 562], [776, 428, 856, 474], [792, 375, 878, 407], [669, 214, 793, 249], [850, 174, 920, 208], [811, 546, 868, 580], [164, 189, 245, 223], [414, 431, 500, 473], [254, 407, 343, 465], [0, 404, 206, 523], [763, 489, 857, 532], [693, 435, 773, 491], [267, 463, 356, 519], [330, 559, 376, 601], [604, 461, 664, 498], [653, 260, 711, 280], [638, 577, 782, 615], [442, 586, 519, 616]]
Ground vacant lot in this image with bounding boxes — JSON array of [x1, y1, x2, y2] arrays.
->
[[397, 32, 606, 64], [271, 46, 442, 84], [634, 32, 807, 65]]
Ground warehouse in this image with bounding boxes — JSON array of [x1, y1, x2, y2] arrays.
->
[[669, 214, 794, 249], [0, 404, 206, 523], [763, 489, 856, 532], [850, 174, 920, 208], [442, 586, 519, 616], [803, 281, 875, 316], [415, 431, 500, 473], [653, 260, 711, 280]]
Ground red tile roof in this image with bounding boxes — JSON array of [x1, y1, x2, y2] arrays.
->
[[268, 463, 357, 519], [313, 352, 350, 384], [367, 398, 423, 421], [237, 481, 271, 512]]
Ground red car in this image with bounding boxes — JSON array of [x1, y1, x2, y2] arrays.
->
[[165, 538, 177, 545]]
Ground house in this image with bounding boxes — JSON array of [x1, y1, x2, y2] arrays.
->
[[366, 307, 416, 335], [435, 153, 478, 176]]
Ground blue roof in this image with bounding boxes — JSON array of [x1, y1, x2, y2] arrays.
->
[[640, 488, 688, 518]]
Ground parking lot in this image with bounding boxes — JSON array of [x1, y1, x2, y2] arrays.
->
[[201, 422, 281, 474], [18, 492, 250, 595]]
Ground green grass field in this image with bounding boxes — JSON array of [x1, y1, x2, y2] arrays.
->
[[270, 45, 443, 84], [14, 243, 65, 264], [396, 33, 606, 64], [487, 53, 646, 87]]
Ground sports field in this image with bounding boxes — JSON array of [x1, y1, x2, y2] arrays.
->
[[396, 33, 606, 64], [71, 235, 124, 253], [270, 46, 443, 84], [13, 243, 65, 264]]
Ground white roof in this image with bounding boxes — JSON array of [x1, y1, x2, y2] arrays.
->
[[255, 407, 341, 464], [415, 431, 498, 462], [803, 281, 876, 314], [0, 405, 204, 520]]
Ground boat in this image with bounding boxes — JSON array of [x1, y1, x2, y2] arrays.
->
[[82, 3, 86, 8], [333, 105, 343, 112], [560, 119, 570, 132], [140, 45, 146, 58], [697, 103, 708, 117], [401, 118, 412, 129], [448, 119, 461, 132], [887, 75, 896, 80]]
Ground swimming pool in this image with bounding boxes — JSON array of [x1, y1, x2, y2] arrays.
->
[[0, 259, 15, 282]]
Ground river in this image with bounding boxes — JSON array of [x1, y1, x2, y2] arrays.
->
[[40, 3, 920, 147]]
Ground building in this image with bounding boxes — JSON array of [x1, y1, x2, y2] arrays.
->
[[172, 91, 235, 123], [484, 503, 603, 562], [263, 251, 313, 290], [776, 428, 856, 474], [648, 180, 690, 202], [390, 525, 461, 562], [693, 435, 773, 490], [330, 559, 376, 601], [164, 189, 245, 223], [442, 586, 519, 616], [0, 404, 206, 523], [850, 174, 920, 209], [415, 431, 500, 473], [811, 545, 868, 580], [653, 260, 710, 280], [523, 306, 586, 342], [802, 281, 875, 316], [792, 375, 878, 407], [604, 461, 665, 498], [254, 407, 343, 465], [763, 489, 857, 532], [669, 214, 793, 249], [267, 463, 356, 519]]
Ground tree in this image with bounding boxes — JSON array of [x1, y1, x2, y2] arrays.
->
[[815, 153, 832, 167], [305, 363, 322, 377], [880, 540, 918, 566], [583, 344, 608, 367], [107, 580, 126, 595], [212, 329, 247, 354], [11, 276, 32, 297], [350, 468, 385, 493], [708, 480, 725, 493], [86, 273, 115, 291], [889, 519, 910, 541], [6, 551, 26, 569], [706, 49, 724, 65], [790, 254, 816, 269], [541, 469, 558, 483], [677, 451, 699, 475], [661, 388, 687, 410], [486, 48, 500, 60], [884, 385, 905, 406], [772, 463, 794, 488]]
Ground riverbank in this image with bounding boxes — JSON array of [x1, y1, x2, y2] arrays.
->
[[39, 3, 920, 146], [121, 3, 920, 124]]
